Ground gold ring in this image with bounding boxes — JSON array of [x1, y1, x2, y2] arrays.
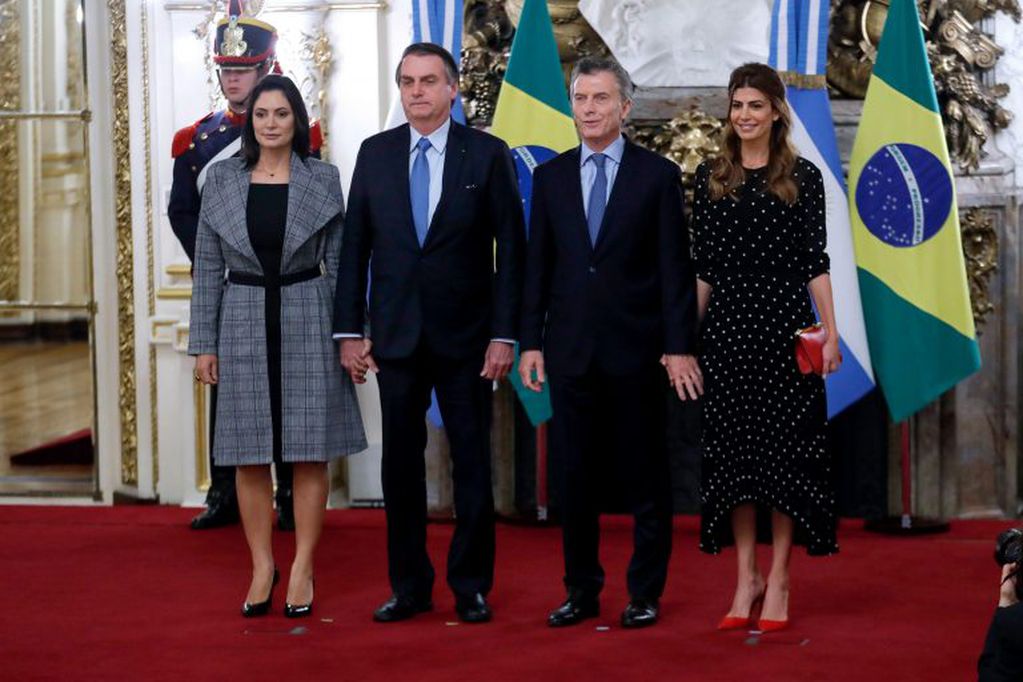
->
[[193, 371, 201, 382]]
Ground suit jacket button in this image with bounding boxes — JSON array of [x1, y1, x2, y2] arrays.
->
[[588, 266, 596, 274]]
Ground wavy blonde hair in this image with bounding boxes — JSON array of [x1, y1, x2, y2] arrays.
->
[[708, 63, 799, 205]]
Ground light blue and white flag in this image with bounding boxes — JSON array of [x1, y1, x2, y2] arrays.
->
[[386, 0, 466, 129], [770, 0, 875, 417]]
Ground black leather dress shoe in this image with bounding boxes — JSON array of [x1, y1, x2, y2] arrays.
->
[[547, 595, 599, 627], [189, 495, 239, 530], [621, 598, 659, 628], [373, 595, 433, 623], [455, 593, 492, 624], [276, 490, 295, 532]]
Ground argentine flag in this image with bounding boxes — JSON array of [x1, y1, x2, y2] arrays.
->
[[770, 0, 875, 417]]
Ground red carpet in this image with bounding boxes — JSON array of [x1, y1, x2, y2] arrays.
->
[[0, 506, 1011, 681]]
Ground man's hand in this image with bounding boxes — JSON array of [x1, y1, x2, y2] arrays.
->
[[662, 354, 703, 401], [1000, 563, 1019, 608], [339, 338, 378, 385], [518, 350, 546, 392], [481, 341, 515, 380], [195, 354, 218, 385]]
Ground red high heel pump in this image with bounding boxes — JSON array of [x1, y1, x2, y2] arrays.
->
[[717, 592, 765, 631]]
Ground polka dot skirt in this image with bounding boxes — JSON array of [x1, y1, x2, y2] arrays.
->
[[692, 158, 838, 557]]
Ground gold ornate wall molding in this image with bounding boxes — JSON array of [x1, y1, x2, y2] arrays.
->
[[109, 0, 139, 486], [961, 207, 998, 331], [0, 0, 20, 302], [141, 0, 159, 488], [299, 26, 333, 158]]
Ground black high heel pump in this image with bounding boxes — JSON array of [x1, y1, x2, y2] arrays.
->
[[241, 567, 279, 618], [284, 577, 314, 618]]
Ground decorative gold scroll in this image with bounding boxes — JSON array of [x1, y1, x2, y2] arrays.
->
[[109, 0, 139, 486], [0, 0, 20, 302]]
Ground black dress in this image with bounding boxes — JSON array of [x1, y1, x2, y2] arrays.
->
[[692, 158, 838, 556], [246, 183, 289, 461]]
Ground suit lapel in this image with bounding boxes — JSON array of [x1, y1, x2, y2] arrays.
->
[[391, 124, 419, 249], [423, 119, 466, 249], [565, 147, 593, 253]]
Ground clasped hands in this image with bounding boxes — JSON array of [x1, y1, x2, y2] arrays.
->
[[338, 339, 515, 384], [518, 351, 704, 401]]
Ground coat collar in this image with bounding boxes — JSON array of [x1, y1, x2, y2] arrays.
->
[[205, 154, 340, 274], [281, 153, 342, 268]]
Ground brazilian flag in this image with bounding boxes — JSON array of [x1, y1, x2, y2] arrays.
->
[[849, 0, 980, 422], [491, 0, 577, 426]]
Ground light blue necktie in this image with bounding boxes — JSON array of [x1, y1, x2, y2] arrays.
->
[[587, 153, 607, 246], [411, 137, 432, 246]]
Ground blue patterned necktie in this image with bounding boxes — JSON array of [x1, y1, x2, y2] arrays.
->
[[587, 152, 607, 246], [411, 136, 432, 246]]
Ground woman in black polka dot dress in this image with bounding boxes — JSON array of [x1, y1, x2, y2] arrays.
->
[[692, 63, 842, 633]]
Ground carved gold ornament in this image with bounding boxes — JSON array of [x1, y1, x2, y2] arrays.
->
[[960, 207, 998, 330], [0, 0, 20, 302], [109, 0, 139, 486], [827, 0, 1019, 170]]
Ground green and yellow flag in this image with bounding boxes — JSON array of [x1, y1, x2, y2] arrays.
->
[[490, 0, 576, 152], [491, 0, 577, 426], [849, 0, 980, 422]]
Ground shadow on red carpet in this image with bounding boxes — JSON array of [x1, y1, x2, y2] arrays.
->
[[0, 506, 1010, 681]]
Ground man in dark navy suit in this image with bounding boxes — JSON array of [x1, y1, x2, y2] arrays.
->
[[519, 56, 702, 629], [333, 43, 525, 624], [168, 6, 322, 531]]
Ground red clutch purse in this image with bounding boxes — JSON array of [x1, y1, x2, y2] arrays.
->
[[794, 323, 827, 375]]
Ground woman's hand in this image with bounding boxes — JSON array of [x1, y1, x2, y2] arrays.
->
[[821, 336, 842, 377], [195, 354, 218, 385]]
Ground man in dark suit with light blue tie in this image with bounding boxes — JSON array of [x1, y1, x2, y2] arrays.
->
[[333, 43, 525, 624], [519, 57, 703, 629]]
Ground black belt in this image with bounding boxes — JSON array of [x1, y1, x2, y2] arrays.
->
[[228, 265, 322, 287]]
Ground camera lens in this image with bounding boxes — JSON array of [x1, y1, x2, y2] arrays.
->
[[995, 528, 1023, 566]]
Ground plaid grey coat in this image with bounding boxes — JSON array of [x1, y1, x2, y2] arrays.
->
[[188, 154, 367, 465]]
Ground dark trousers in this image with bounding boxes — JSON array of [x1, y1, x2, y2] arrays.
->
[[376, 344, 495, 600], [549, 363, 673, 601], [206, 384, 293, 504]]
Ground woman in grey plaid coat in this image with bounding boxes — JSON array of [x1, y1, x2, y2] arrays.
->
[[189, 76, 366, 618]]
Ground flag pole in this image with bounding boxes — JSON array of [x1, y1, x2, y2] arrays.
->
[[864, 419, 949, 535]]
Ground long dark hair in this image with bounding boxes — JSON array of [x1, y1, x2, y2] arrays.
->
[[240, 74, 310, 168], [709, 63, 799, 205]]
